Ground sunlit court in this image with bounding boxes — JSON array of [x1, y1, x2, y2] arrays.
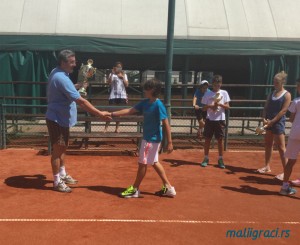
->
[[0, 148, 299, 244], [2, 0, 300, 244]]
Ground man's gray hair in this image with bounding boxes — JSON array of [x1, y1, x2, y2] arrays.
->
[[57, 50, 75, 65]]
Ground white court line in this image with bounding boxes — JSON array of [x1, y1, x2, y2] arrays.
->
[[0, 219, 299, 224], [226, 150, 265, 153]]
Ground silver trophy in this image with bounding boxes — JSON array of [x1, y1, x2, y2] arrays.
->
[[213, 92, 223, 112], [75, 59, 96, 96], [255, 119, 268, 135], [255, 126, 266, 135]]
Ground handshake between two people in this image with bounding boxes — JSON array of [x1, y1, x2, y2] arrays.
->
[[96, 111, 122, 121]]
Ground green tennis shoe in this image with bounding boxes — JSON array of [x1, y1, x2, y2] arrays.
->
[[119, 185, 140, 198], [201, 158, 209, 167]]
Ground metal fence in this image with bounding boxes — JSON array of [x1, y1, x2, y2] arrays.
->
[[0, 103, 292, 152], [0, 81, 295, 152]]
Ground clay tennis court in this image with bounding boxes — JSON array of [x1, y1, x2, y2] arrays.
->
[[0, 148, 299, 245]]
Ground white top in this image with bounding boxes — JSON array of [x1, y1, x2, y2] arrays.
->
[[288, 97, 300, 140], [202, 89, 230, 121], [272, 90, 287, 100], [109, 73, 128, 100]]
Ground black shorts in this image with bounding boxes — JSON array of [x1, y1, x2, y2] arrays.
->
[[203, 119, 226, 139], [194, 109, 207, 121], [46, 119, 69, 147], [109, 98, 127, 105]]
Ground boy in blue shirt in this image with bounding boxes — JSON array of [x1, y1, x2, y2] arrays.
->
[[111, 79, 176, 198], [193, 80, 210, 138]]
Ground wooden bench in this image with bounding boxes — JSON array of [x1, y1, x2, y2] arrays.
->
[[171, 115, 198, 135], [228, 117, 262, 135], [228, 117, 291, 135], [45, 115, 143, 154]]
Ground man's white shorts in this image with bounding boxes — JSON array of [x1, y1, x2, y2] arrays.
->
[[138, 140, 160, 165], [285, 138, 300, 160]]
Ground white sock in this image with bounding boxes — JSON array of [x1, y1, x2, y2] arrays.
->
[[282, 182, 289, 190], [54, 174, 60, 186], [59, 166, 67, 177]]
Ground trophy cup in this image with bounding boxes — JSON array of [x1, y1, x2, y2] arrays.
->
[[255, 119, 268, 135], [213, 92, 223, 112], [255, 126, 266, 135], [75, 59, 96, 96]]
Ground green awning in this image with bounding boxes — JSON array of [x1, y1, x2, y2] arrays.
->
[[1, 35, 300, 55]]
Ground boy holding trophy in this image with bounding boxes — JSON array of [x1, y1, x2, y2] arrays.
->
[[200, 75, 230, 169]]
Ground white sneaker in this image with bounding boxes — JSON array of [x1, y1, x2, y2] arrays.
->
[[275, 173, 284, 181], [60, 174, 78, 184], [53, 180, 72, 193], [291, 178, 300, 186], [155, 186, 176, 197]]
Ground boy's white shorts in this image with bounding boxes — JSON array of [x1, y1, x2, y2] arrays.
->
[[138, 140, 160, 165], [285, 138, 300, 160]]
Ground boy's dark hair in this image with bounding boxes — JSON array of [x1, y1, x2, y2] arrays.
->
[[114, 61, 123, 67], [143, 78, 162, 97], [57, 50, 75, 66], [212, 75, 222, 83]]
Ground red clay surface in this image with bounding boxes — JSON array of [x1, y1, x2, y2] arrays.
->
[[0, 148, 299, 245]]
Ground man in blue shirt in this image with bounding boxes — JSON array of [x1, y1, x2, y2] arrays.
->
[[46, 50, 110, 193]]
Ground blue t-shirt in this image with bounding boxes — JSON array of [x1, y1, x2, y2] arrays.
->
[[134, 99, 168, 143], [46, 67, 80, 127], [194, 88, 210, 106]]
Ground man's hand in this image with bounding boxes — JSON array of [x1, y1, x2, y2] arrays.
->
[[100, 111, 112, 121]]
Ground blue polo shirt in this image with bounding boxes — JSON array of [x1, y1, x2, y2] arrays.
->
[[194, 88, 210, 106], [134, 99, 168, 143], [46, 67, 80, 127]]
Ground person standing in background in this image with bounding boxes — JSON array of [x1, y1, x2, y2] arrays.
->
[[192, 80, 210, 139], [279, 78, 300, 195], [256, 71, 291, 181], [104, 62, 129, 133], [200, 75, 230, 169]]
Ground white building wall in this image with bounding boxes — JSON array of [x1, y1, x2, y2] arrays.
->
[[0, 0, 300, 40]]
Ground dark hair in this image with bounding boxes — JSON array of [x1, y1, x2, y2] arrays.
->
[[143, 78, 162, 97], [212, 75, 222, 83], [114, 61, 123, 67], [57, 50, 75, 65]]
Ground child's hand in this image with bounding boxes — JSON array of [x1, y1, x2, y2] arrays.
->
[[263, 119, 273, 128], [101, 111, 112, 121], [117, 73, 124, 79], [166, 143, 173, 154], [194, 105, 200, 110], [211, 103, 218, 111]]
